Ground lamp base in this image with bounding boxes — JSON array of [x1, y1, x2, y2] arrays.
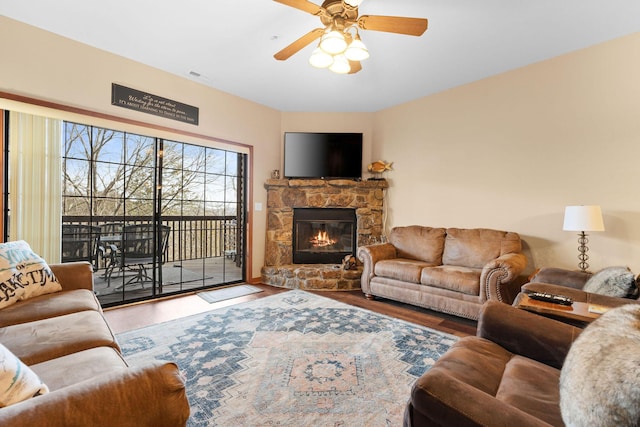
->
[[576, 231, 590, 273]]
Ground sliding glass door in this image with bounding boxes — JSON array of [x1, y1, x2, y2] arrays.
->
[[60, 122, 246, 306]]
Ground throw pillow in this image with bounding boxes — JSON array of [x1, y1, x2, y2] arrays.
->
[[0, 241, 62, 310], [560, 304, 640, 426], [582, 266, 637, 298], [0, 343, 49, 407]]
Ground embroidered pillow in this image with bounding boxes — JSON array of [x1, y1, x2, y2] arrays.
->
[[0, 241, 62, 310], [583, 266, 637, 298], [0, 343, 49, 407]]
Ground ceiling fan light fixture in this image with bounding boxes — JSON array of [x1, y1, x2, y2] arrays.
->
[[344, 36, 369, 61], [309, 47, 334, 68], [319, 30, 347, 55], [343, 0, 363, 8], [329, 54, 351, 74]]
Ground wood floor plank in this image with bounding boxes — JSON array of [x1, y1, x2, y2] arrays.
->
[[104, 284, 477, 337]]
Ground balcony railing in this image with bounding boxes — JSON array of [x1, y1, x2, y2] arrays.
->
[[62, 215, 241, 271]]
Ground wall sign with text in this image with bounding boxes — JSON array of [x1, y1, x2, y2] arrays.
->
[[111, 83, 199, 125]]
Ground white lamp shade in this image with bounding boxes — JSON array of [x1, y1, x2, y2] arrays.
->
[[320, 30, 347, 55], [343, 0, 363, 7], [345, 38, 369, 61], [563, 205, 605, 232], [329, 54, 351, 74], [309, 48, 333, 68]]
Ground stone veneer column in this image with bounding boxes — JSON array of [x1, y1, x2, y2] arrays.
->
[[261, 178, 388, 291]]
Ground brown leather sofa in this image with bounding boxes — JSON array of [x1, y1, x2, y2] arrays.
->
[[0, 262, 190, 426], [358, 226, 527, 320], [404, 300, 583, 426]]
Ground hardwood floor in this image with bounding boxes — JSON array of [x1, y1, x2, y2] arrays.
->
[[103, 284, 477, 337]]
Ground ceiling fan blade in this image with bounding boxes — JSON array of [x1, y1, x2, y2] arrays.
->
[[274, 28, 325, 61], [273, 0, 323, 15], [348, 60, 362, 74], [358, 15, 428, 36]]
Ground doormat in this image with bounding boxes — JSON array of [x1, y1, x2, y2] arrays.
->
[[197, 284, 263, 303]]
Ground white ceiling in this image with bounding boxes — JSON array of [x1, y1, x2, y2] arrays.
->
[[2, 0, 640, 112]]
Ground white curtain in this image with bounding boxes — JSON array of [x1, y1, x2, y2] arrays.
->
[[8, 112, 63, 262]]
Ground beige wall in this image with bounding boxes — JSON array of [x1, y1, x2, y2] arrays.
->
[[0, 16, 281, 280], [3, 15, 639, 280], [374, 32, 640, 275]]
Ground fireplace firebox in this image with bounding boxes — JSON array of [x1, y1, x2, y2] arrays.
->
[[293, 208, 357, 264]]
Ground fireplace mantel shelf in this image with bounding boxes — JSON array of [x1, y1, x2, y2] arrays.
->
[[264, 178, 388, 190]]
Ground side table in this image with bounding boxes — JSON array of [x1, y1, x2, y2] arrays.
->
[[513, 292, 609, 327]]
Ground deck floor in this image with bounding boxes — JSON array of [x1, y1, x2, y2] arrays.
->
[[94, 256, 243, 305]]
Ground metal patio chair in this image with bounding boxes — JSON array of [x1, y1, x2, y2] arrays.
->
[[104, 224, 171, 288], [61, 224, 100, 268]]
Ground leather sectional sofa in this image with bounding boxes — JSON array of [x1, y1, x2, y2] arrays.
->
[[0, 262, 190, 426], [358, 226, 527, 320]]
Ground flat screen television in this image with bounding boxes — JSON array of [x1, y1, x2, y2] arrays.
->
[[283, 132, 363, 179]]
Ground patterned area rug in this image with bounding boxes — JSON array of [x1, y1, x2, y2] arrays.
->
[[117, 290, 458, 426]]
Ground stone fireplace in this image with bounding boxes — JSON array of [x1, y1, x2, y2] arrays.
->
[[261, 178, 388, 290]]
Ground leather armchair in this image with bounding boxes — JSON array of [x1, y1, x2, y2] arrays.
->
[[404, 300, 582, 426]]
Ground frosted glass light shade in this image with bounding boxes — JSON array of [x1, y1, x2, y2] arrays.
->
[[563, 205, 605, 232], [344, 38, 369, 61], [344, 0, 363, 7], [329, 54, 350, 74], [320, 30, 347, 54], [309, 48, 333, 68]]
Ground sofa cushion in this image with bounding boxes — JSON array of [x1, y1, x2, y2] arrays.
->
[[420, 265, 481, 295], [582, 266, 637, 298], [0, 343, 48, 407], [0, 289, 101, 328], [0, 310, 119, 365], [375, 259, 435, 284], [389, 226, 446, 264], [32, 347, 127, 391], [442, 228, 521, 269], [496, 355, 562, 426], [0, 241, 62, 310]]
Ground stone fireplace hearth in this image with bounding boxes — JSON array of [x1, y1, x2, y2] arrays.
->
[[261, 178, 388, 291]]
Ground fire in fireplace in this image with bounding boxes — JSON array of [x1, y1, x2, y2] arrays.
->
[[293, 208, 357, 264]]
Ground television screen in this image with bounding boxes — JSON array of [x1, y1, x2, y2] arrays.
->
[[283, 132, 363, 179]]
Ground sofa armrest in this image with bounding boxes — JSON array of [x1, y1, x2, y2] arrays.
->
[[528, 267, 590, 289], [480, 252, 528, 303], [357, 243, 397, 294], [49, 262, 94, 292], [0, 361, 190, 427], [477, 301, 582, 369]]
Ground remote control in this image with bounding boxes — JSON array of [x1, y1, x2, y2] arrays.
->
[[527, 292, 573, 306]]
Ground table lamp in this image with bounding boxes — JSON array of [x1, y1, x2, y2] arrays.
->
[[562, 205, 605, 272]]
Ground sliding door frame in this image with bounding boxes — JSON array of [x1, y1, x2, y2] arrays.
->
[[0, 91, 254, 284]]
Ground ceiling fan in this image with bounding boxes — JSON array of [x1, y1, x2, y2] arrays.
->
[[273, 0, 428, 74]]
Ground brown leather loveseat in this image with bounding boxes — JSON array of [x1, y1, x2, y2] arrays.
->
[[358, 226, 527, 320]]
